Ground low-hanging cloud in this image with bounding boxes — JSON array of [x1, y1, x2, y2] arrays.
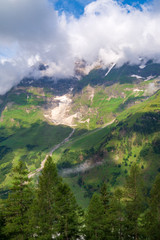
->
[[0, 0, 160, 94]]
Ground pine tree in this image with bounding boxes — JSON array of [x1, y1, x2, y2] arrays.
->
[[3, 160, 33, 240], [100, 183, 112, 239], [31, 156, 82, 240], [0, 205, 6, 240], [100, 183, 110, 209], [145, 173, 160, 240], [123, 164, 145, 240], [109, 188, 124, 240], [31, 156, 60, 239], [56, 182, 83, 240], [85, 193, 106, 240]]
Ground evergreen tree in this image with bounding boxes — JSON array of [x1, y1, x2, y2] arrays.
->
[[3, 161, 33, 240], [145, 173, 160, 240], [85, 193, 106, 240], [100, 183, 110, 209], [0, 206, 6, 240], [123, 164, 145, 240], [31, 156, 60, 239], [56, 182, 83, 240], [100, 183, 112, 239], [31, 156, 82, 240], [109, 188, 124, 240]]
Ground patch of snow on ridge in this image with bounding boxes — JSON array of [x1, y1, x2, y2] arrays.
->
[[105, 63, 116, 77], [139, 64, 146, 69], [144, 76, 156, 81], [133, 89, 143, 92], [131, 74, 143, 79]]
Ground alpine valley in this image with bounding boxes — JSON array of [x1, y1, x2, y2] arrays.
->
[[0, 60, 160, 208]]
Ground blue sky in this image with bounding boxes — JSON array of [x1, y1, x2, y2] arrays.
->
[[51, 0, 153, 17]]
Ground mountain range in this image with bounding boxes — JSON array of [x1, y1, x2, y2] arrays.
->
[[0, 61, 160, 207]]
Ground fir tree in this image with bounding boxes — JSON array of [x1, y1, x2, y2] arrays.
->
[[123, 164, 145, 240], [100, 183, 112, 239], [3, 160, 33, 240], [100, 183, 110, 209], [145, 173, 160, 240], [56, 182, 83, 240], [31, 156, 82, 240], [0, 206, 6, 240], [31, 156, 60, 239], [85, 193, 106, 240], [109, 188, 124, 240]]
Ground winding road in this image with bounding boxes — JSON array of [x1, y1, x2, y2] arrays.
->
[[28, 129, 75, 178], [28, 118, 115, 178]]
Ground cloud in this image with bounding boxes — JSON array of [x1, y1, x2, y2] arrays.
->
[[0, 0, 160, 94], [68, 0, 160, 65], [0, 0, 75, 94], [0, 59, 30, 94]]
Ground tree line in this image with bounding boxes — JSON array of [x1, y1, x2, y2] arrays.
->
[[0, 156, 160, 240]]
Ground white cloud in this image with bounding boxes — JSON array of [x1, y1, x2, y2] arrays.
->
[[0, 59, 30, 94], [68, 0, 160, 65], [0, 0, 160, 94]]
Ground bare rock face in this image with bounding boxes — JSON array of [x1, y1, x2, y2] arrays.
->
[[44, 94, 81, 127], [74, 59, 103, 79]]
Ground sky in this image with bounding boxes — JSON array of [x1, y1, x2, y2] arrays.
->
[[52, 0, 152, 17], [0, 0, 160, 95]]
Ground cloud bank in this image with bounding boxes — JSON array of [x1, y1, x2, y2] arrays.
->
[[0, 0, 160, 94]]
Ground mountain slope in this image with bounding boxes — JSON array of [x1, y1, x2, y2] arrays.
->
[[0, 62, 160, 206], [52, 90, 160, 207]]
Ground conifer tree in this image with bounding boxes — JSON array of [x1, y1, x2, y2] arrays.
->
[[109, 188, 124, 240], [31, 156, 60, 239], [56, 182, 83, 240], [85, 193, 106, 240], [123, 164, 144, 240], [3, 160, 33, 240], [100, 183, 112, 239], [145, 173, 160, 240], [100, 183, 110, 209], [31, 156, 82, 240], [0, 206, 6, 240]]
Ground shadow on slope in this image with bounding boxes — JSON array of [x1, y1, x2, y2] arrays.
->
[[74, 62, 160, 93], [0, 121, 73, 187]]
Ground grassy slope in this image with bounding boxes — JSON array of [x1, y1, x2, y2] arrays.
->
[[71, 79, 153, 129], [52, 89, 160, 208], [0, 88, 72, 192], [0, 72, 159, 206]]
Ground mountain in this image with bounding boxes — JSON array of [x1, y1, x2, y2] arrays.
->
[[0, 61, 160, 207]]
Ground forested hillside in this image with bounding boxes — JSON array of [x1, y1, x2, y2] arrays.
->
[[1, 157, 160, 239], [1, 0, 160, 238]]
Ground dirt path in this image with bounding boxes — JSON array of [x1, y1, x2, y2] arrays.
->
[[60, 119, 116, 176], [101, 118, 116, 129], [28, 118, 115, 178], [28, 129, 75, 178]]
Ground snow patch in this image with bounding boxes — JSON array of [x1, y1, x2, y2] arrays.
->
[[131, 74, 143, 79], [144, 75, 156, 81], [105, 63, 116, 77], [139, 64, 146, 69], [133, 88, 143, 92]]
